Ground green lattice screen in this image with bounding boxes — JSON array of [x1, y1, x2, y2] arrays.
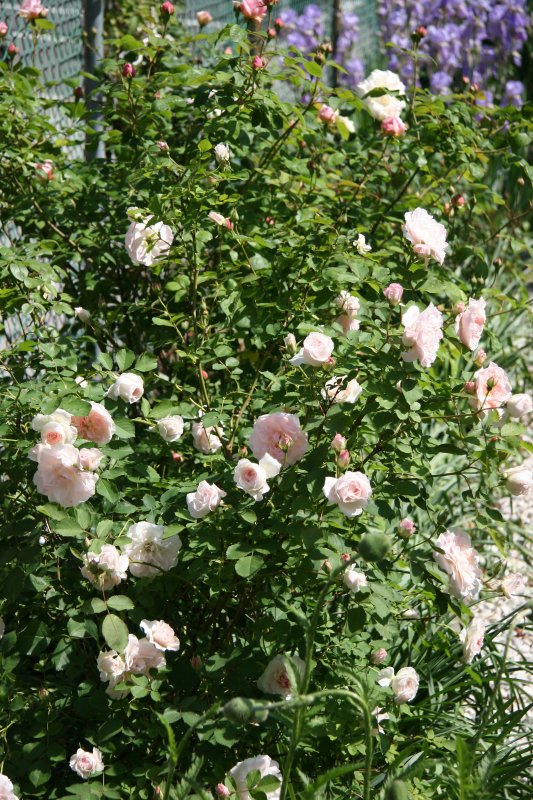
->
[[1, 0, 84, 93]]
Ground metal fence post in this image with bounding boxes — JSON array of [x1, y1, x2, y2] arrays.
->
[[84, 0, 105, 160]]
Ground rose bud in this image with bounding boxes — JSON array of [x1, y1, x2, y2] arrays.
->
[[474, 348, 486, 366], [318, 105, 337, 124], [0, 22, 8, 37], [274, 17, 284, 29], [464, 381, 475, 394], [196, 10, 212, 26], [383, 282, 404, 306], [8, 43, 18, 56], [35, 160, 54, 181], [371, 648, 388, 665], [191, 655, 202, 670], [331, 433, 347, 453], [337, 449, 350, 469], [278, 433, 294, 452], [453, 301, 466, 315], [340, 553, 351, 562], [284, 333, 297, 353], [381, 117, 407, 137], [506, 393, 533, 419], [398, 518, 416, 538], [161, 2, 175, 15], [157, 140, 169, 152], [171, 452, 184, 463], [252, 55, 265, 70], [322, 559, 332, 572], [122, 62, 136, 78], [452, 194, 465, 207], [505, 466, 533, 496], [267, 27, 276, 38], [216, 785, 231, 798]]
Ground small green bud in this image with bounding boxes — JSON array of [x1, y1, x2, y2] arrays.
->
[[385, 779, 410, 800], [223, 697, 257, 725], [358, 533, 391, 562]]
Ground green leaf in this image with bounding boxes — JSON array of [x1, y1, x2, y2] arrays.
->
[[107, 595, 135, 611], [55, 518, 84, 537], [235, 555, 264, 578], [306, 62, 323, 79], [198, 138, 212, 152], [134, 354, 158, 372], [113, 417, 136, 439], [97, 352, 114, 371], [60, 396, 91, 416], [96, 478, 120, 503], [37, 503, 66, 522], [116, 349, 135, 372], [102, 614, 129, 652]]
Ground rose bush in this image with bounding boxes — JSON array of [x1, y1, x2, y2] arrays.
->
[[0, 5, 531, 800]]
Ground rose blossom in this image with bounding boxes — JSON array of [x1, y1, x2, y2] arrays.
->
[[123, 521, 181, 577], [187, 480, 226, 518], [371, 706, 390, 735], [401, 303, 444, 367], [140, 619, 180, 651], [460, 618, 485, 664], [455, 297, 486, 350], [74, 306, 90, 323], [234, 454, 281, 501], [505, 465, 533, 496], [337, 449, 350, 468], [318, 105, 337, 124], [33, 443, 98, 507], [192, 421, 223, 453], [381, 116, 407, 136], [0, 23, 8, 38], [0, 774, 18, 800], [331, 433, 347, 452], [403, 208, 448, 265], [433, 529, 482, 602], [78, 448, 104, 471], [356, 69, 406, 121], [290, 332, 334, 367], [124, 634, 166, 674], [229, 755, 282, 800], [196, 10, 212, 25], [208, 211, 230, 227], [323, 376, 363, 404], [68, 748, 104, 779], [19, 0, 48, 19], [32, 408, 77, 446], [506, 393, 533, 419], [237, 0, 267, 22], [323, 471, 372, 518], [125, 208, 173, 266], [107, 372, 144, 404], [216, 785, 230, 798], [284, 332, 297, 352], [335, 290, 360, 318], [354, 233, 372, 254], [344, 566, 368, 592], [161, 1, 175, 15], [377, 666, 419, 703], [469, 362, 512, 415], [248, 412, 308, 465], [257, 653, 305, 698], [398, 518, 416, 537], [97, 650, 125, 682], [214, 142, 230, 163], [72, 402, 116, 445], [383, 283, 403, 306], [371, 648, 388, 665], [500, 573, 527, 598], [156, 415, 184, 443], [81, 544, 129, 591]]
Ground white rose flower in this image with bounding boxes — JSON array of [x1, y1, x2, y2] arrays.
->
[[290, 332, 334, 367], [156, 415, 184, 443], [257, 653, 305, 698], [139, 619, 180, 651], [0, 774, 19, 800], [344, 566, 368, 592], [214, 142, 230, 163], [505, 465, 533, 496], [186, 480, 226, 518], [403, 208, 448, 265], [229, 755, 282, 800], [335, 290, 360, 316], [78, 448, 104, 471], [97, 650, 126, 683], [459, 617, 485, 664], [107, 372, 144, 404], [337, 115, 355, 133], [356, 69, 406, 121], [125, 209, 173, 266], [354, 233, 372, 254], [323, 471, 372, 517], [377, 666, 419, 704], [323, 376, 363, 404], [506, 393, 533, 419], [81, 544, 129, 591], [32, 408, 77, 447], [74, 306, 90, 323], [123, 521, 181, 577], [33, 443, 98, 508], [68, 747, 104, 779], [192, 421, 223, 453], [124, 634, 166, 674], [234, 454, 281, 501]]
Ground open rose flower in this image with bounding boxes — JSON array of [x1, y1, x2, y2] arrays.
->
[[125, 208, 173, 266], [248, 412, 308, 466], [290, 332, 334, 367], [356, 69, 406, 121], [455, 298, 486, 350], [433, 529, 482, 602], [156, 415, 184, 443], [229, 755, 282, 800], [506, 393, 533, 420], [403, 208, 448, 265], [344, 566, 368, 592], [124, 634, 166, 674], [32, 408, 77, 446], [504, 465, 533, 496], [335, 290, 360, 334], [81, 544, 129, 591], [192, 421, 223, 453], [69, 748, 104, 779], [78, 448, 104, 471], [460, 617, 485, 664], [237, 0, 267, 22], [72, 402, 115, 445], [377, 666, 419, 704], [323, 376, 363, 404], [323, 471, 372, 517], [469, 362, 512, 415], [33, 443, 98, 507], [234, 454, 281, 501], [0, 774, 19, 800], [139, 619, 180, 651], [401, 303, 443, 367], [123, 521, 181, 577], [186, 480, 226, 518], [107, 372, 144, 404], [257, 653, 305, 698]]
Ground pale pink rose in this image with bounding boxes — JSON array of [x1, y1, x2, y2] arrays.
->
[[35, 160, 54, 180], [156, 415, 184, 443], [68, 748, 104, 779], [335, 290, 360, 316], [331, 433, 347, 452], [500, 573, 527, 598], [107, 372, 144, 404], [336, 314, 360, 335], [344, 566, 368, 592], [0, 774, 18, 800], [257, 653, 305, 698], [123, 521, 181, 577], [125, 210, 173, 266], [474, 348, 486, 366], [377, 666, 419, 703], [370, 648, 388, 665], [81, 544, 129, 591], [33, 443, 98, 507], [323, 376, 362, 404], [337, 449, 350, 468], [78, 448, 104, 471], [32, 408, 77, 446], [229, 755, 282, 800], [140, 619, 180, 651], [371, 705, 390, 735], [234, 455, 281, 501], [383, 283, 403, 305], [506, 393, 533, 419], [401, 303, 443, 367], [0, 23, 8, 38], [403, 208, 448, 264], [354, 233, 372, 254], [124, 634, 166, 674], [323, 471, 372, 517], [192, 421, 223, 453], [248, 412, 308, 466], [97, 650, 126, 682], [505, 465, 533, 496], [356, 69, 406, 121], [454, 297, 486, 350], [237, 0, 267, 22], [252, 55, 265, 70], [290, 332, 334, 367], [433, 529, 482, 602], [196, 10, 212, 25], [284, 333, 297, 352], [460, 618, 485, 664], [208, 211, 227, 226], [381, 116, 407, 136], [72, 402, 116, 445], [469, 362, 512, 414], [186, 480, 226, 518], [398, 518, 416, 537], [74, 307, 90, 323], [318, 105, 337, 124], [216, 785, 231, 798]]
